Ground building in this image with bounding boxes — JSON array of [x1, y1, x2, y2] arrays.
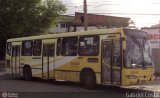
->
[[141, 24, 160, 49], [141, 24, 160, 75], [48, 15, 75, 33], [49, 12, 131, 33]]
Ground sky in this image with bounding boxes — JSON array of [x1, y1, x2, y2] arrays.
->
[[60, 0, 160, 28]]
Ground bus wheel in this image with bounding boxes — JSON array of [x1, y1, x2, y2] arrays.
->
[[81, 70, 96, 90], [23, 66, 32, 81]]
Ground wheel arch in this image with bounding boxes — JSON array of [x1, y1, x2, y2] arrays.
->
[[23, 64, 31, 68], [23, 64, 32, 74], [23, 64, 32, 81], [80, 67, 96, 83]]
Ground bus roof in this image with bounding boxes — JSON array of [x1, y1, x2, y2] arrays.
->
[[7, 28, 125, 42]]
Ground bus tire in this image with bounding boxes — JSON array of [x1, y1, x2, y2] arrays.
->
[[23, 65, 32, 81], [80, 69, 96, 90]]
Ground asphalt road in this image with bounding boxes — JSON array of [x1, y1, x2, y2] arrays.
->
[[0, 74, 157, 98]]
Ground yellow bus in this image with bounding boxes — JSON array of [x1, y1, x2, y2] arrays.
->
[[6, 28, 155, 89]]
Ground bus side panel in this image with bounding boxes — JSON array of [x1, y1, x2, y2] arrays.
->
[[54, 56, 101, 84], [20, 56, 43, 78], [6, 55, 12, 74]]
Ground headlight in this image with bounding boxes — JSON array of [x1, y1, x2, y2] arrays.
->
[[127, 75, 137, 79]]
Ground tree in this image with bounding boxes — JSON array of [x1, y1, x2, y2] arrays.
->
[[0, 0, 66, 59]]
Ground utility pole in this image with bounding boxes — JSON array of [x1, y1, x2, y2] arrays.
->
[[84, 0, 88, 31]]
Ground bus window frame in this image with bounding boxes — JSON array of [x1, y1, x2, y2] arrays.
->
[[33, 39, 42, 56], [112, 39, 121, 67], [79, 35, 100, 56], [61, 36, 78, 56], [6, 42, 12, 56], [123, 29, 153, 68], [21, 40, 33, 56], [56, 38, 61, 56]]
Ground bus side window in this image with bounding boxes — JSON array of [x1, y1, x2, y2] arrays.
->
[[21, 40, 33, 56], [56, 38, 61, 56], [61, 37, 78, 56], [79, 35, 99, 56], [33, 40, 42, 56]]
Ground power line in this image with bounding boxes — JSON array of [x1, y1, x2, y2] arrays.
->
[[64, 1, 123, 5], [88, 3, 160, 7], [87, 0, 160, 4], [87, 4, 122, 8], [89, 13, 160, 16], [66, 5, 79, 8], [65, 1, 160, 6], [64, 12, 160, 16], [87, 1, 124, 3], [64, 1, 86, 6], [66, 3, 160, 10], [78, 4, 83, 12], [88, 2, 160, 5]]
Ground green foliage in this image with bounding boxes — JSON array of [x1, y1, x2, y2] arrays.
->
[[0, 0, 66, 59]]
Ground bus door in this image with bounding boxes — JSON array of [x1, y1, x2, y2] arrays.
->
[[11, 45, 20, 74], [102, 40, 121, 85], [42, 43, 55, 78]]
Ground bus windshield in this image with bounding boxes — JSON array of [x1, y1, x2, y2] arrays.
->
[[124, 29, 153, 68]]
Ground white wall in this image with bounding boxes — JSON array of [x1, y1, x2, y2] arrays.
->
[[49, 24, 106, 33], [142, 29, 160, 48], [49, 23, 67, 33], [142, 29, 160, 74], [76, 26, 98, 32]]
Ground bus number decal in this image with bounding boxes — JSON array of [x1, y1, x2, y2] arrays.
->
[[130, 70, 139, 74]]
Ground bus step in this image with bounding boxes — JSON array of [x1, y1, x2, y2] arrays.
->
[[43, 77, 55, 80]]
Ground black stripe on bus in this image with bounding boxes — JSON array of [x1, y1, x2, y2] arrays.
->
[[20, 67, 42, 70], [54, 69, 101, 73], [32, 57, 41, 59]]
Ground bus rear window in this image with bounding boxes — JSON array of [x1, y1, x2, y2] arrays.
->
[[79, 35, 99, 56]]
